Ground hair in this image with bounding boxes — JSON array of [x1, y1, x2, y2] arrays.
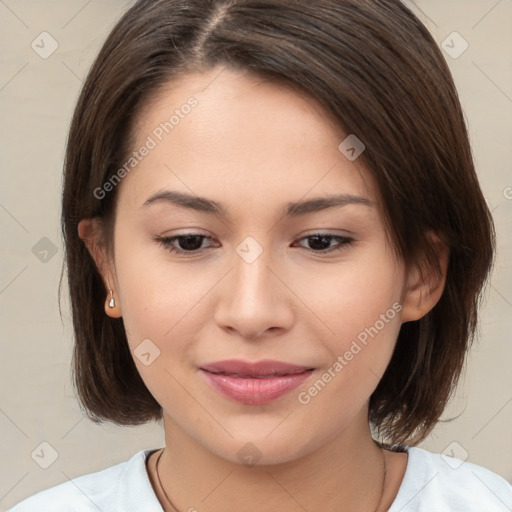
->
[[61, 0, 495, 445]]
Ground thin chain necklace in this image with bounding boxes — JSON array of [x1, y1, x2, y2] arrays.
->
[[154, 449, 179, 512], [154, 445, 387, 512]]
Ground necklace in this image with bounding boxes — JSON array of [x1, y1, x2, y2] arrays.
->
[[375, 445, 388, 512], [155, 449, 179, 512], [154, 446, 387, 512]]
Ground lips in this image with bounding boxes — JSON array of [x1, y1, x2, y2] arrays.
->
[[200, 359, 314, 377], [199, 359, 315, 404]]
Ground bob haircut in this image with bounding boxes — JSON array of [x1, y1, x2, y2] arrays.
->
[[61, 0, 495, 445]]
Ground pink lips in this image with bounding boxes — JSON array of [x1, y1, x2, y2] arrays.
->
[[200, 359, 314, 405]]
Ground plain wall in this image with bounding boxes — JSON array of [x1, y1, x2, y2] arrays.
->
[[0, 0, 511, 509]]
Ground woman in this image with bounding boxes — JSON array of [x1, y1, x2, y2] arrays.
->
[[10, 0, 511, 510]]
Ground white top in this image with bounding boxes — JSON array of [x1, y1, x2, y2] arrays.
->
[[8, 446, 512, 511]]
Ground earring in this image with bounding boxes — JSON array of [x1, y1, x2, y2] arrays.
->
[[106, 277, 116, 308], [108, 289, 115, 309]]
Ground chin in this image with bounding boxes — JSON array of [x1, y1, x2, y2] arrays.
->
[[196, 420, 324, 467]]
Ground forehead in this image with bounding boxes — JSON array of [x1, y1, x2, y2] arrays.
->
[[117, 66, 377, 216]]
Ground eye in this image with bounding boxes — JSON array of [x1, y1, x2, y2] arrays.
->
[[293, 233, 354, 254], [154, 232, 354, 257], [154, 233, 216, 255]]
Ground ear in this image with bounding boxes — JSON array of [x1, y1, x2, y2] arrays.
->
[[78, 218, 122, 319], [401, 231, 449, 323]]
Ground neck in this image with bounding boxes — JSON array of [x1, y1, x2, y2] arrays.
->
[[153, 409, 394, 512]]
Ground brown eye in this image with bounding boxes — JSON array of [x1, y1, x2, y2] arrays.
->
[[154, 234, 216, 255], [294, 233, 354, 254]]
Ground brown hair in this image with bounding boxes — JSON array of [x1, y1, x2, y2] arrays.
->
[[61, 0, 495, 444]]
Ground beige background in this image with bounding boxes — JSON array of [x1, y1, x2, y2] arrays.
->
[[0, 0, 511, 509]]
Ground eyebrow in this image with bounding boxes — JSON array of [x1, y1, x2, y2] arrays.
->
[[142, 190, 373, 217]]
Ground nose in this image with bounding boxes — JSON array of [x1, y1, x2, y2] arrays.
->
[[213, 240, 294, 340]]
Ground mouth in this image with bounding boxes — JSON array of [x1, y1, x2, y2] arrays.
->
[[202, 371, 309, 378], [200, 359, 314, 377], [199, 359, 315, 404]]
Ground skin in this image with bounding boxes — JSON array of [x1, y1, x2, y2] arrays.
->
[[79, 66, 448, 511]]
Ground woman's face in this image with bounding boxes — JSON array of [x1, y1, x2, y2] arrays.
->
[[96, 67, 420, 464]]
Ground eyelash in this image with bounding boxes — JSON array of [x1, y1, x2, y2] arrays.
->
[[154, 232, 354, 257]]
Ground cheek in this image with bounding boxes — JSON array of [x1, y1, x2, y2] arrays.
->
[[112, 237, 217, 391], [332, 269, 403, 350], [113, 230, 201, 342], [299, 249, 405, 400], [111, 239, 173, 374], [294, 282, 403, 437], [304, 246, 404, 344], [112, 247, 205, 409]]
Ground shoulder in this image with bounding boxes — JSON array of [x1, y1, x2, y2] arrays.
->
[[8, 449, 163, 512], [389, 446, 512, 511]]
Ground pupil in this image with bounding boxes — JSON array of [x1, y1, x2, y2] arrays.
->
[[180, 235, 203, 251], [309, 235, 330, 250]]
